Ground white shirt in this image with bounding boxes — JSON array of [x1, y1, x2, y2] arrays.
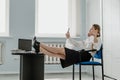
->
[[65, 36, 102, 51]]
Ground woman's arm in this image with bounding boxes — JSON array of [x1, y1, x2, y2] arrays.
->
[[93, 37, 102, 50], [65, 32, 83, 48], [67, 38, 84, 48]]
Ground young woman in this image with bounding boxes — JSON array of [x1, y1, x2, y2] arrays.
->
[[33, 24, 102, 68]]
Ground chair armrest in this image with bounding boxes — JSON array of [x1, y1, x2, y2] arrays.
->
[[86, 49, 97, 52], [78, 49, 97, 52]]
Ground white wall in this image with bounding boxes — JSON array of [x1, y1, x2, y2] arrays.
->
[[0, 0, 85, 74], [103, 0, 120, 79], [0, 0, 35, 74], [86, 0, 102, 35]]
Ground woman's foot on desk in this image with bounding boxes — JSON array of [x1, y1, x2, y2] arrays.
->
[[33, 36, 40, 53]]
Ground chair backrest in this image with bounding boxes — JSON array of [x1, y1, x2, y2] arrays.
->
[[94, 45, 103, 59]]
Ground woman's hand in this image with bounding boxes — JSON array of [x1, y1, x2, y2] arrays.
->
[[66, 31, 70, 39], [88, 32, 92, 37]]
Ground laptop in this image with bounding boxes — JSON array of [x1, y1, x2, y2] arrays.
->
[[18, 39, 32, 51]]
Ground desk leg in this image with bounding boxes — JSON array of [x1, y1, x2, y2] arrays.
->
[[20, 55, 44, 80]]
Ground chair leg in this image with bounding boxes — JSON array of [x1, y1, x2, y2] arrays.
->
[[92, 65, 95, 80], [73, 65, 75, 80], [79, 64, 81, 80], [102, 65, 104, 80]]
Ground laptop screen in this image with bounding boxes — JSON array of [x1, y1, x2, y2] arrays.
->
[[18, 39, 32, 51]]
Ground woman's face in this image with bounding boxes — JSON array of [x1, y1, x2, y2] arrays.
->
[[89, 26, 98, 36]]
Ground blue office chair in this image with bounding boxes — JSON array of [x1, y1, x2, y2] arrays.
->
[[72, 45, 104, 80], [72, 45, 117, 80]]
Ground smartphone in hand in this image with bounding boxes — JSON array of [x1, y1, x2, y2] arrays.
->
[[67, 28, 70, 33], [66, 28, 70, 38]]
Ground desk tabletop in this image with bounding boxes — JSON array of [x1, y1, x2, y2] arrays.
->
[[12, 52, 43, 55], [11, 50, 43, 55]]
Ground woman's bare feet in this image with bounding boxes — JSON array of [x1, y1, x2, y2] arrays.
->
[[33, 36, 40, 53]]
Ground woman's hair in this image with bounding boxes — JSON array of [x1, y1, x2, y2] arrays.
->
[[93, 24, 101, 37]]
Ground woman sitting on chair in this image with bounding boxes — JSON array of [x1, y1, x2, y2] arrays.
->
[[33, 24, 102, 68]]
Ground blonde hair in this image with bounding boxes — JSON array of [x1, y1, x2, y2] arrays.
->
[[93, 24, 101, 37]]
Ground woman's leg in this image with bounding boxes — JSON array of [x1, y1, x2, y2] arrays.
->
[[40, 47, 65, 59], [40, 43, 65, 56], [33, 37, 66, 58]]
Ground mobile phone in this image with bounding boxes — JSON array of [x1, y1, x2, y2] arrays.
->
[[67, 28, 70, 32]]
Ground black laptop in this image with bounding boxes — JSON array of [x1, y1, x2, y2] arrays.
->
[[18, 39, 32, 51]]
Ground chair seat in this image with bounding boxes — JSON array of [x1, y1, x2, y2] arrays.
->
[[72, 45, 104, 80], [76, 61, 101, 65]]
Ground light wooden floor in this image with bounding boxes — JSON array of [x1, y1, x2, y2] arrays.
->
[[0, 72, 104, 80]]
